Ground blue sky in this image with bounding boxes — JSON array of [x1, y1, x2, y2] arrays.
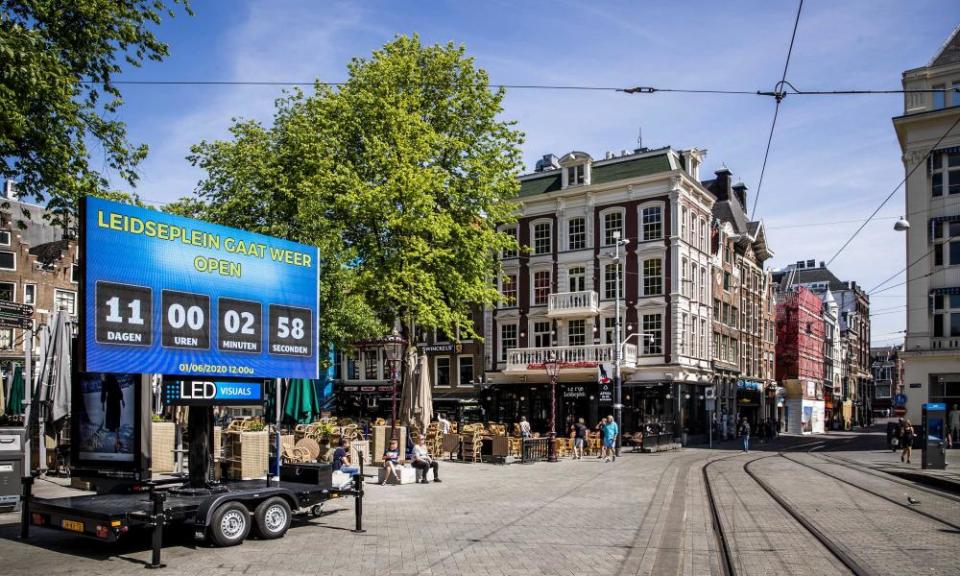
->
[[97, 0, 957, 346]]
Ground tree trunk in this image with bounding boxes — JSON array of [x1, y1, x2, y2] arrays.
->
[[187, 407, 212, 488]]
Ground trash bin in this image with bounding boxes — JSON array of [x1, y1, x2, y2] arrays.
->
[[0, 427, 26, 510]]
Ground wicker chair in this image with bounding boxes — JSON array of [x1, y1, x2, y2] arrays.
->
[[462, 432, 483, 463]]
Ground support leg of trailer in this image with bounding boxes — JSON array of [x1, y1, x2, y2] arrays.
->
[[20, 475, 33, 539], [146, 491, 166, 569]]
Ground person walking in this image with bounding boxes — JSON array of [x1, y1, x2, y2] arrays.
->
[[901, 419, 916, 464], [738, 417, 751, 453], [948, 405, 960, 449], [571, 418, 588, 460], [601, 415, 619, 462]]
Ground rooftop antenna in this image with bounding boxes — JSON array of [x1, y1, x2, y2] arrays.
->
[[637, 127, 643, 150]]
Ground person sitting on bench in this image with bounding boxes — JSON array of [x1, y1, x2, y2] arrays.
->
[[381, 439, 401, 485], [411, 434, 442, 484], [332, 439, 360, 475]]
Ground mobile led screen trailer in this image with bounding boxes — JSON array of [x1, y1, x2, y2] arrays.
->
[[79, 196, 320, 380]]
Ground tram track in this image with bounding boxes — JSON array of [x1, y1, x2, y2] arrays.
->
[[813, 450, 960, 504]]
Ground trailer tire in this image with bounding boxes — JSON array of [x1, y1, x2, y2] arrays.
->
[[209, 501, 251, 547], [253, 497, 292, 539]]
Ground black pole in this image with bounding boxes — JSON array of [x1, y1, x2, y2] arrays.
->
[[548, 374, 557, 463], [20, 476, 33, 539], [351, 471, 365, 533], [147, 490, 166, 569]]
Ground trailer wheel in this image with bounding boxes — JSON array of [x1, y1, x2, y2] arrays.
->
[[209, 501, 251, 547], [253, 497, 292, 539]]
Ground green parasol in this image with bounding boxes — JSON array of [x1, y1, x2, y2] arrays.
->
[[283, 378, 320, 425], [6, 365, 24, 415]]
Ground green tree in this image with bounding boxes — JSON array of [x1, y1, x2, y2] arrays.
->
[[181, 35, 523, 346], [0, 0, 191, 219]]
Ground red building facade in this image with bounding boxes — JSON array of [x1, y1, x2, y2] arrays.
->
[[775, 286, 825, 382]]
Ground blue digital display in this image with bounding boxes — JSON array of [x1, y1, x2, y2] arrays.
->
[[82, 197, 319, 379], [162, 380, 264, 406]]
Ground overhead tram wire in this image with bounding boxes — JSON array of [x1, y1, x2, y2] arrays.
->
[[90, 79, 956, 97], [828, 112, 960, 271], [750, 0, 804, 220]]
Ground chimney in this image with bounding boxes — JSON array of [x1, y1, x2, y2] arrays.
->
[[732, 181, 747, 210], [3, 180, 16, 200], [712, 167, 732, 201], [534, 154, 560, 172]]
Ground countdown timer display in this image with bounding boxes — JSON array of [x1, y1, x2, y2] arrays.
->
[[81, 196, 319, 379]]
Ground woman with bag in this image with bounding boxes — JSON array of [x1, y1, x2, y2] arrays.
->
[[900, 419, 916, 464]]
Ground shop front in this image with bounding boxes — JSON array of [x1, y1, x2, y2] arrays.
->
[[336, 384, 396, 421], [483, 381, 604, 435], [736, 380, 763, 428], [782, 379, 825, 434]]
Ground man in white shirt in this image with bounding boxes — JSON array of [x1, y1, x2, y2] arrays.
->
[[412, 434, 442, 484], [437, 414, 451, 434]]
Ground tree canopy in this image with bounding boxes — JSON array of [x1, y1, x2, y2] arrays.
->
[[0, 0, 191, 220], [175, 35, 523, 347]]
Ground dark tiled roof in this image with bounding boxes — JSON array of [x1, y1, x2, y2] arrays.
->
[[931, 25, 960, 67], [518, 150, 672, 198], [519, 173, 562, 197], [591, 154, 671, 185], [29, 239, 70, 265]]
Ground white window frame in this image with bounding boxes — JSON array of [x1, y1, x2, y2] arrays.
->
[[642, 313, 662, 355], [603, 262, 622, 300], [531, 320, 552, 348], [530, 219, 553, 255], [346, 350, 361, 380], [565, 164, 586, 187], [434, 356, 452, 388], [54, 289, 76, 314], [531, 268, 551, 306], [500, 272, 518, 308], [567, 217, 586, 251], [23, 283, 36, 305], [0, 328, 12, 351], [501, 225, 518, 258], [601, 208, 625, 247], [0, 281, 15, 303], [680, 206, 687, 242], [567, 266, 586, 293], [641, 258, 662, 296], [499, 322, 518, 362], [457, 355, 474, 388], [0, 250, 16, 271], [640, 205, 663, 241], [363, 348, 380, 380], [567, 319, 586, 347]]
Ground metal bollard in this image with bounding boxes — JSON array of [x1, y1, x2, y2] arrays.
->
[[20, 476, 33, 540], [147, 491, 167, 569], [352, 472, 365, 533]]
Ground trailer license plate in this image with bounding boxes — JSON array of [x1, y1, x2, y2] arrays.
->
[[62, 519, 84, 533]]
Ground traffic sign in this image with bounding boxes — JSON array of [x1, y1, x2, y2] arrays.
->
[[894, 393, 907, 406], [0, 316, 31, 329], [0, 300, 33, 317]]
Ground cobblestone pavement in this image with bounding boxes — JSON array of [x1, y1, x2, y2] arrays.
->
[[0, 433, 958, 576]]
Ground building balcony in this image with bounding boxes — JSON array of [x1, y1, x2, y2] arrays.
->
[[505, 343, 637, 372], [547, 290, 600, 319], [932, 337, 960, 350]]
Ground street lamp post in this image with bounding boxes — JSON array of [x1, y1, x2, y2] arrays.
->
[[382, 327, 406, 440], [610, 231, 630, 456], [544, 350, 560, 462]]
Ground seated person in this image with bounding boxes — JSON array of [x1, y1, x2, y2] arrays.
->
[[332, 439, 360, 475], [381, 439, 401, 485], [411, 434, 442, 484]]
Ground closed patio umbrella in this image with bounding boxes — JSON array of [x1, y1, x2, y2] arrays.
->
[[399, 346, 417, 429], [415, 354, 434, 434], [283, 378, 320, 425], [6, 365, 24, 415]]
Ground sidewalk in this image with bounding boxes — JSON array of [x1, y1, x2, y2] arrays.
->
[[820, 424, 960, 493]]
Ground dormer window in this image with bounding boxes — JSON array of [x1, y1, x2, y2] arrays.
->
[[559, 152, 593, 188]]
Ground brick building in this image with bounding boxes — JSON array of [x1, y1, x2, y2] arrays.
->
[[775, 286, 826, 433], [703, 168, 777, 430], [0, 187, 78, 376]]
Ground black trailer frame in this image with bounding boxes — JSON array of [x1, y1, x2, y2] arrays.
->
[[21, 473, 365, 568]]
